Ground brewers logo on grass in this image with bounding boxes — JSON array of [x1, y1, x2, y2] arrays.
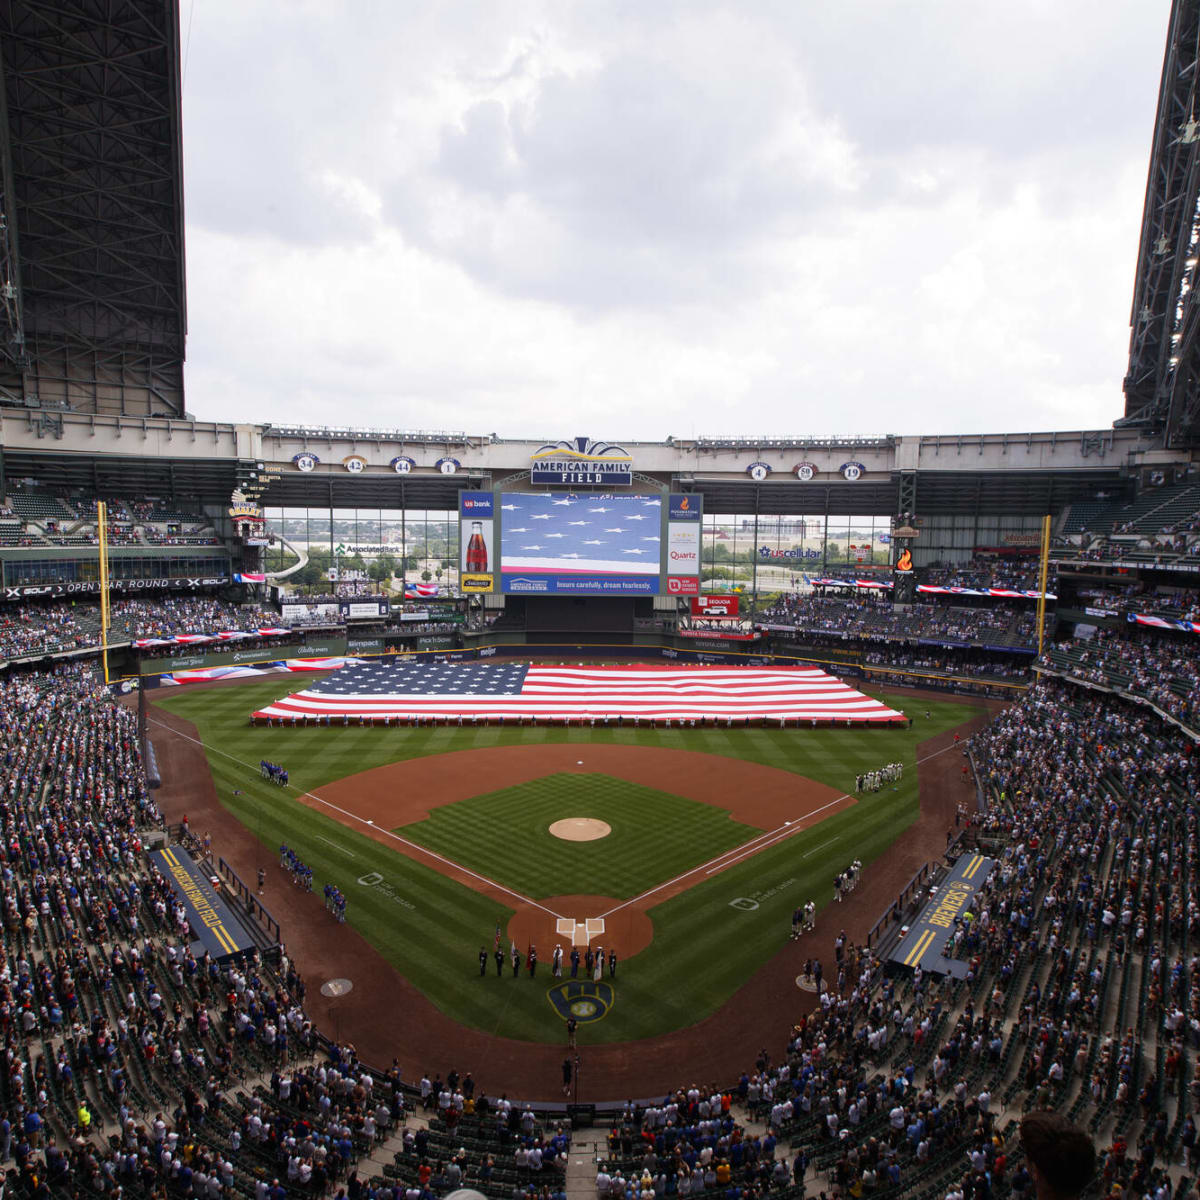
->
[[547, 980, 614, 1024]]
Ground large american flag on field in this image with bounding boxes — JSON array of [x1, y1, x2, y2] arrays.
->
[[251, 660, 906, 723]]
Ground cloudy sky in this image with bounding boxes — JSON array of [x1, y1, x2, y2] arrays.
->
[[180, 1, 1169, 441]]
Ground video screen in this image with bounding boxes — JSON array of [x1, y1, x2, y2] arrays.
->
[[499, 493, 663, 595]]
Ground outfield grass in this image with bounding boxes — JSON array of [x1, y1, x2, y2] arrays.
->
[[152, 678, 981, 1044], [399, 772, 760, 900]]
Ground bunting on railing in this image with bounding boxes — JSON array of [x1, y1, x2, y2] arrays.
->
[[809, 578, 1054, 599], [1128, 613, 1200, 634], [133, 627, 292, 649]]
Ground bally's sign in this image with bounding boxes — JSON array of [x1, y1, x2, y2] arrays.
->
[[531, 437, 632, 486]]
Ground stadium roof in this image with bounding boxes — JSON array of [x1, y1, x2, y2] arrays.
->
[[1123, 0, 1200, 448], [0, 0, 186, 417]]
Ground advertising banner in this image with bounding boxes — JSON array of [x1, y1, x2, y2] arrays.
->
[[889, 854, 994, 978], [302, 638, 348, 657], [666, 523, 700, 566], [347, 637, 385, 654], [3, 575, 229, 600], [416, 636, 456, 651], [668, 493, 701, 521], [459, 490, 495, 594], [665, 491, 702, 596], [339, 599, 389, 620], [280, 601, 341, 623], [691, 595, 739, 617], [677, 628, 758, 641], [150, 847, 254, 960]]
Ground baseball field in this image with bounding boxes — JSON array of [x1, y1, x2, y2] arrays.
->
[[149, 677, 981, 1047]]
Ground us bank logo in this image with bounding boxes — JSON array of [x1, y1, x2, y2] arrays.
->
[[459, 491, 494, 517]]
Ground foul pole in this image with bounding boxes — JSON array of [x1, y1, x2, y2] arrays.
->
[[97, 501, 111, 684], [1035, 513, 1051, 659]]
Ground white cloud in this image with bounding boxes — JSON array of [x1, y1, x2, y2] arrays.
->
[[182, 0, 1170, 438]]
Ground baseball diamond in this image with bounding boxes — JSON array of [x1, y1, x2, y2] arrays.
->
[[149, 675, 983, 1057], [0, 6, 1193, 1194]]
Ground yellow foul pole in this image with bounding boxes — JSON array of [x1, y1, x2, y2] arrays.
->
[[97, 501, 111, 684], [1035, 513, 1051, 660]]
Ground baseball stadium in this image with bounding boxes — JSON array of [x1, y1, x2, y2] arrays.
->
[[0, 3, 1197, 1199]]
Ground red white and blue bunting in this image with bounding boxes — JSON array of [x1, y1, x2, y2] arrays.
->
[[133, 627, 293, 649], [1128, 613, 1200, 634], [809, 578, 1055, 600]]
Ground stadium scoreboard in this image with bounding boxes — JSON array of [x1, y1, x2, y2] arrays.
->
[[459, 488, 702, 596]]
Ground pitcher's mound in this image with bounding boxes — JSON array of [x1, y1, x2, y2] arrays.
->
[[549, 818, 611, 841]]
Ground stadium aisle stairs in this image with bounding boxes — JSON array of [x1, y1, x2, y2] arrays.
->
[[563, 1126, 607, 1200]]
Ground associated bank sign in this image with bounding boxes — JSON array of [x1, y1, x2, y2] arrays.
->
[[531, 437, 632, 486]]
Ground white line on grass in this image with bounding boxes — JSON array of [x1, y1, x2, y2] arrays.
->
[[801, 837, 840, 859], [153, 713, 968, 925], [701, 794, 849, 876], [315, 836, 354, 857], [600, 735, 967, 918], [148, 715, 560, 919]]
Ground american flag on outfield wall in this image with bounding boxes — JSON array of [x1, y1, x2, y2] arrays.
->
[[251, 661, 906, 723]]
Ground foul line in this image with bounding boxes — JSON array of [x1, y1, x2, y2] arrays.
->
[[600, 735, 967, 919], [152, 713, 967, 926], [802, 837, 840, 860], [147, 715, 560, 919]]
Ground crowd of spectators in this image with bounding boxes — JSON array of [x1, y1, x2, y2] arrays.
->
[[590, 673, 1199, 1200], [141, 528, 222, 547], [0, 596, 286, 662], [0, 659, 437, 1198], [857, 647, 1031, 698], [921, 558, 1055, 593], [117, 597, 281, 640], [0, 593, 1197, 1198], [1069, 534, 1200, 565], [1063, 582, 1200, 623], [756, 594, 1042, 650], [0, 593, 475, 663], [0, 601, 103, 660], [1040, 630, 1200, 731], [1, 493, 218, 549]]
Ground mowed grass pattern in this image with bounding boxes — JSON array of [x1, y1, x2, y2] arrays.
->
[[152, 677, 985, 1043], [399, 773, 760, 900]]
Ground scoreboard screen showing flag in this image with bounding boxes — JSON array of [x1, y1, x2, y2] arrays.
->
[[460, 488, 703, 596], [252, 660, 907, 723], [498, 492, 663, 595]]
